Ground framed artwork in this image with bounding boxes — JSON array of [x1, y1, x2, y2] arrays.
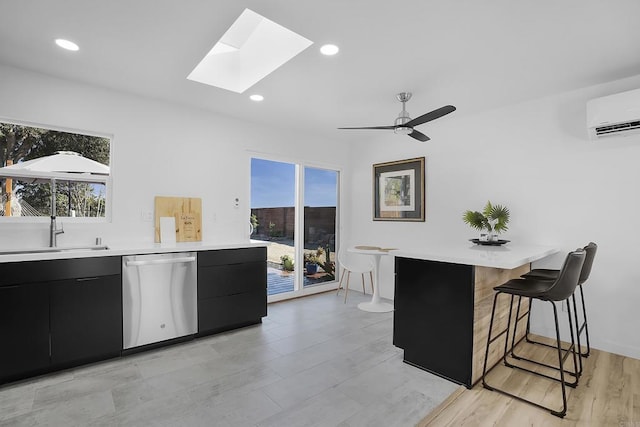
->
[[373, 157, 425, 221]]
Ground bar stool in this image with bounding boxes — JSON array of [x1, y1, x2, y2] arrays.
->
[[521, 242, 597, 360], [482, 248, 585, 418]]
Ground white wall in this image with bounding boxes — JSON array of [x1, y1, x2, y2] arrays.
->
[[344, 74, 640, 359], [0, 64, 347, 248]]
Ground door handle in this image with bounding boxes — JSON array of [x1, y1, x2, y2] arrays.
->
[[125, 256, 196, 267]]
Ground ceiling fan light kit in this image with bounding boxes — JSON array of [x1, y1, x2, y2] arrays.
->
[[338, 92, 456, 142]]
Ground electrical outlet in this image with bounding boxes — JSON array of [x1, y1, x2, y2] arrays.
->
[[141, 210, 153, 222], [234, 197, 240, 208]]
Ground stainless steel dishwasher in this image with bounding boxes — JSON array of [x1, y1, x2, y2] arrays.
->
[[122, 252, 197, 349]]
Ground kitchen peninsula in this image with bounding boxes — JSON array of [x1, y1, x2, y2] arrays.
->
[[392, 242, 557, 388]]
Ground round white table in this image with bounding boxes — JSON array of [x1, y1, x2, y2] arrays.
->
[[348, 246, 395, 313]]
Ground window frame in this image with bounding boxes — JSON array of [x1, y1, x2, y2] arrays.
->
[[0, 117, 113, 223]]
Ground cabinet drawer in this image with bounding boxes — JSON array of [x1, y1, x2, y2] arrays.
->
[[0, 256, 121, 286], [198, 247, 266, 267], [198, 291, 266, 333], [198, 262, 266, 299]]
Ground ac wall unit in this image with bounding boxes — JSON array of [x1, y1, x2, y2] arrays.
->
[[586, 88, 640, 140]]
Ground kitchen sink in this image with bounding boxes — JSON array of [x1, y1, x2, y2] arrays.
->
[[0, 245, 110, 255]]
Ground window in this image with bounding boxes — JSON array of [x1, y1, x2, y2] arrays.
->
[[0, 120, 111, 220]]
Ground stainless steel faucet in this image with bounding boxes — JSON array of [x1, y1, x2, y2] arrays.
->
[[49, 178, 64, 247], [49, 215, 64, 247]]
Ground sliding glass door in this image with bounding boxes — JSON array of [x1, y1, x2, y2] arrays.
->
[[303, 166, 337, 288], [250, 157, 339, 301]]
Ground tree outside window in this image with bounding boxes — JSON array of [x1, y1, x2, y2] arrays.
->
[[0, 121, 110, 218]]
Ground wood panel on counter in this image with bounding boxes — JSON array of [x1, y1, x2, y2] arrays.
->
[[471, 264, 530, 385], [154, 196, 202, 243]]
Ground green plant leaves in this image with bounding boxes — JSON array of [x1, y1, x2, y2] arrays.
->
[[463, 201, 510, 233], [462, 210, 488, 230]]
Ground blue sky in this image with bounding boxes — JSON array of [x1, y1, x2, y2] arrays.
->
[[251, 158, 337, 208]]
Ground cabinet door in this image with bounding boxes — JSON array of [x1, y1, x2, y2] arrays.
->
[[50, 275, 122, 366], [394, 257, 474, 386], [199, 261, 267, 298], [199, 291, 266, 334], [0, 282, 50, 381]]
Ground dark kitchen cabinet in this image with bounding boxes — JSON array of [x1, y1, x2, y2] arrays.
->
[[394, 257, 474, 387], [50, 274, 122, 366], [0, 256, 122, 384], [197, 247, 267, 335], [0, 281, 50, 381]]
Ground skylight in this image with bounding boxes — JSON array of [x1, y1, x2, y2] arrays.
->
[[187, 9, 313, 93]]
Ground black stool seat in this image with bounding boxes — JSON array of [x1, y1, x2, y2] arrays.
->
[[495, 278, 555, 298], [521, 268, 559, 280], [482, 248, 586, 418]]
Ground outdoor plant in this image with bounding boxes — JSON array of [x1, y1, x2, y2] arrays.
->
[[250, 213, 259, 234], [316, 243, 335, 280], [303, 249, 321, 265], [280, 254, 294, 271], [462, 201, 510, 236], [304, 247, 324, 275]]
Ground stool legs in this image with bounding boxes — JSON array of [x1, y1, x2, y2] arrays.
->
[[482, 292, 578, 418], [509, 297, 580, 386], [521, 291, 586, 378], [337, 270, 375, 303], [369, 271, 374, 294], [337, 269, 352, 303], [337, 269, 346, 295], [576, 284, 591, 357]]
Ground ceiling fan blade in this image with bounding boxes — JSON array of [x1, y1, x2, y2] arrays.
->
[[404, 105, 456, 128], [409, 129, 430, 142], [337, 126, 395, 130]]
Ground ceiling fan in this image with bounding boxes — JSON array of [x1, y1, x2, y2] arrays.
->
[[338, 92, 456, 142]]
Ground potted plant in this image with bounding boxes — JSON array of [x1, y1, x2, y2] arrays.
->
[[462, 201, 510, 241], [280, 254, 294, 272], [304, 250, 320, 275]]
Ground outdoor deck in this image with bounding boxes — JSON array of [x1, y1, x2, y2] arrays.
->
[[267, 267, 334, 295]]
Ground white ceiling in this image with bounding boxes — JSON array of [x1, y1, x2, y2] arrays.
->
[[2, 0, 640, 142]]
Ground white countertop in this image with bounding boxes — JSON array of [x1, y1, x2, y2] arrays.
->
[[0, 241, 267, 263], [391, 241, 558, 270]]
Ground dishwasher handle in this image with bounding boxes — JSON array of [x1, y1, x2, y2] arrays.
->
[[125, 256, 196, 267]]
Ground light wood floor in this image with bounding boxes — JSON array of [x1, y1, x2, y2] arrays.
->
[[418, 336, 640, 426]]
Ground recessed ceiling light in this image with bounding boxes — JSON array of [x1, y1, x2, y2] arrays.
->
[[55, 39, 79, 51], [250, 94, 264, 102], [320, 44, 339, 56]]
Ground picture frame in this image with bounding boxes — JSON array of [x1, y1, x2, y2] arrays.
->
[[373, 157, 425, 221]]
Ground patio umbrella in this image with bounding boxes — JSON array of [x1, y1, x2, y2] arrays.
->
[[0, 151, 109, 217], [0, 150, 109, 176]]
